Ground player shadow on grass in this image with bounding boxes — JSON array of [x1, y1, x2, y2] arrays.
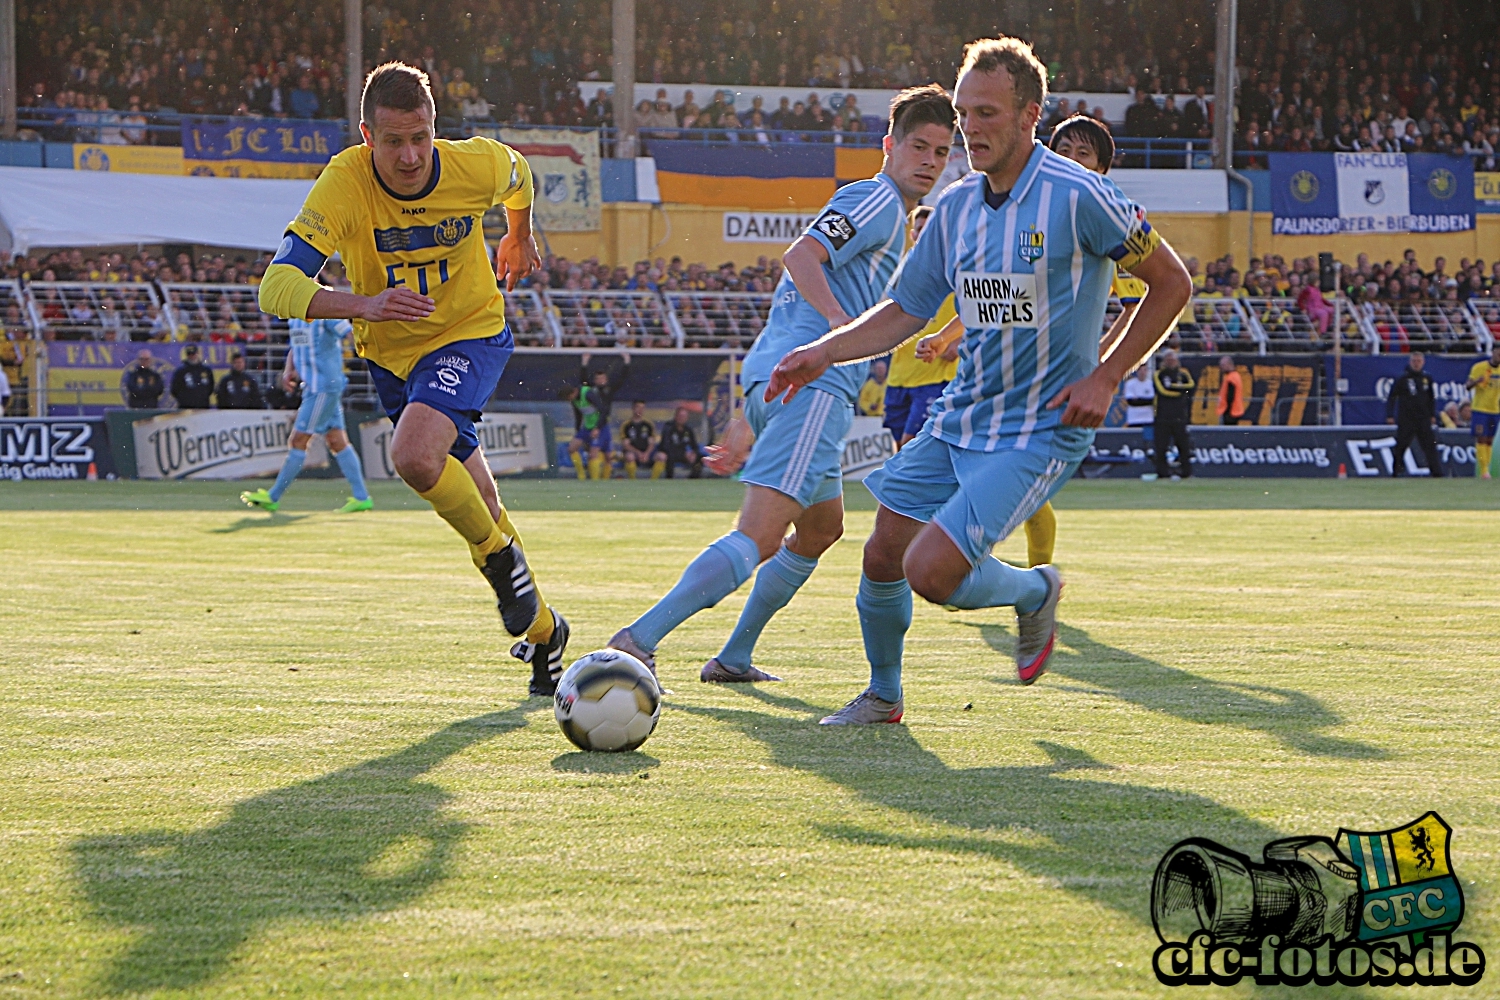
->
[[964, 621, 1388, 761], [677, 687, 1286, 930], [209, 512, 314, 533], [70, 705, 537, 994]]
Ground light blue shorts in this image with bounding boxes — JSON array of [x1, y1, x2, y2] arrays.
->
[[293, 391, 346, 434], [741, 382, 854, 508], [863, 431, 1081, 566]]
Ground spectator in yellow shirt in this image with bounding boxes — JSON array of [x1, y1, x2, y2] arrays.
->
[[858, 359, 888, 417]]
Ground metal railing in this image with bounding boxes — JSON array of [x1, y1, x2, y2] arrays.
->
[[23, 281, 168, 341], [5, 279, 1495, 362], [545, 289, 681, 348], [662, 291, 772, 349]]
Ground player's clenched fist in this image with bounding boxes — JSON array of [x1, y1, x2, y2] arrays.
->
[[765, 343, 832, 403], [496, 231, 542, 291], [361, 287, 436, 322]]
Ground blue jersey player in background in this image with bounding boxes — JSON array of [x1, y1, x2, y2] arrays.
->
[[241, 315, 373, 513], [768, 37, 1192, 724], [607, 86, 956, 686]]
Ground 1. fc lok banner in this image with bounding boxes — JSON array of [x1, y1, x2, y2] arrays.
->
[[478, 128, 600, 233], [1270, 153, 1474, 235], [181, 118, 343, 178]]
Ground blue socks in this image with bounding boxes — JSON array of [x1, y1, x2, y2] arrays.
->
[[858, 575, 912, 702], [334, 446, 370, 501], [945, 556, 1049, 614], [717, 546, 818, 670], [629, 530, 760, 650], [269, 448, 306, 501]]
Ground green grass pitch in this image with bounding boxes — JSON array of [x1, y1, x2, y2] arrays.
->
[[2, 476, 1497, 998]]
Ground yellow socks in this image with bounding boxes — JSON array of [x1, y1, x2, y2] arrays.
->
[[1478, 443, 1493, 477], [570, 451, 586, 479], [624, 459, 638, 479], [1024, 502, 1057, 567], [418, 456, 511, 561], [651, 458, 666, 479], [588, 453, 607, 480]]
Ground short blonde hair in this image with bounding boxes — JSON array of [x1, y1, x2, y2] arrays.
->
[[959, 37, 1048, 111]]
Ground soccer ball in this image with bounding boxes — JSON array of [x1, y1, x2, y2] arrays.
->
[[554, 649, 661, 752]]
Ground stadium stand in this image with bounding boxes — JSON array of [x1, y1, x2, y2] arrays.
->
[[10, 0, 1498, 168]]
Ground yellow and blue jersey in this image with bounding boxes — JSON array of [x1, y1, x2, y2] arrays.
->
[[1469, 360, 1500, 414], [263, 136, 533, 379], [888, 294, 959, 388]]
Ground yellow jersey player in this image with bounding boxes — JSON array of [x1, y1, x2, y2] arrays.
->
[[1468, 344, 1500, 478], [257, 62, 572, 696]]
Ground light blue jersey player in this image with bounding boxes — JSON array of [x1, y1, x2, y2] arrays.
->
[[767, 38, 1192, 723], [606, 86, 957, 685], [241, 317, 373, 513]]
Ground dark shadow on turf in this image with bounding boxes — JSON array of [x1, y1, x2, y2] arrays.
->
[[677, 687, 1286, 930], [209, 512, 314, 533], [964, 621, 1388, 761], [551, 751, 661, 773], [70, 706, 534, 994]]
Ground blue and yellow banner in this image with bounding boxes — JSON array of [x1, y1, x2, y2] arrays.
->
[[651, 141, 837, 209], [180, 118, 344, 179], [1270, 152, 1475, 234], [72, 144, 185, 175]]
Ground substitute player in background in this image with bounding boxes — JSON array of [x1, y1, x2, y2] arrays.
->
[[241, 314, 372, 512], [768, 38, 1191, 723], [258, 62, 570, 696], [607, 86, 956, 685], [1467, 344, 1500, 479]]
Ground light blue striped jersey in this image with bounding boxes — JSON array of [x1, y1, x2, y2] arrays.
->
[[287, 318, 353, 394], [740, 172, 907, 403], [890, 142, 1154, 459]]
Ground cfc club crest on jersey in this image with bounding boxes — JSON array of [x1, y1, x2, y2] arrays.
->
[[814, 210, 857, 250], [1151, 811, 1484, 988], [1018, 228, 1045, 263]]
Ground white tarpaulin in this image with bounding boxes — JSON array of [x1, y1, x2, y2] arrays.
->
[[0, 166, 314, 256]]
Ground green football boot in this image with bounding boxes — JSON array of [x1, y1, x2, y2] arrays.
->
[[240, 488, 279, 512], [337, 497, 374, 513]]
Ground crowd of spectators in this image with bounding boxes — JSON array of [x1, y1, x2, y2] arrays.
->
[[12, 0, 1491, 162]]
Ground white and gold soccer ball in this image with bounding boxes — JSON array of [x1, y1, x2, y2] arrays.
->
[[553, 649, 661, 752]]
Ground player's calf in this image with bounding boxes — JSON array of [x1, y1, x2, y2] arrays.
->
[[480, 542, 540, 637]]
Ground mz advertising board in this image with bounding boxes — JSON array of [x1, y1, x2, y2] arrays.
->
[[0, 418, 113, 481], [1085, 426, 1477, 478], [132, 409, 328, 479], [358, 414, 551, 479]]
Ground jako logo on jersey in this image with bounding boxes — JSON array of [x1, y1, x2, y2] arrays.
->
[[1018, 228, 1045, 263], [1152, 811, 1485, 988], [814, 211, 856, 250], [401, 206, 426, 215]]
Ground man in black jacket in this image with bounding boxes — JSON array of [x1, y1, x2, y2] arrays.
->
[[215, 352, 264, 410], [120, 349, 164, 408], [1386, 351, 1444, 476], [654, 406, 703, 479], [1151, 350, 1196, 480], [169, 344, 215, 409]]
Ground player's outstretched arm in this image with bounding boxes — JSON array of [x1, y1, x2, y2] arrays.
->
[[307, 286, 436, 322], [1048, 239, 1191, 428], [1098, 302, 1138, 362], [765, 300, 927, 403], [496, 205, 542, 291]]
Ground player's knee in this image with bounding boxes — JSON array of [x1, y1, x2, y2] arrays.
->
[[325, 429, 349, 453], [904, 557, 957, 605], [862, 532, 905, 581], [792, 520, 843, 556], [289, 431, 313, 450], [391, 441, 445, 492]]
